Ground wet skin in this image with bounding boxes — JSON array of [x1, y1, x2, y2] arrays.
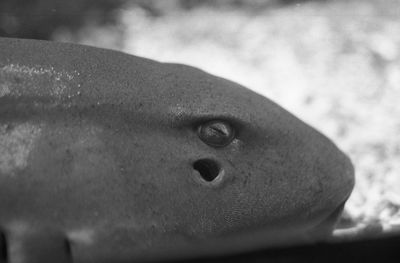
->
[[0, 37, 354, 263]]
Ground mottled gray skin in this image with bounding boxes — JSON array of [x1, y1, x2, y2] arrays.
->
[[0, 37, 354, 263]]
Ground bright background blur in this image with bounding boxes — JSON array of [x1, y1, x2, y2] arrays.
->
[[1, 0, 400, 234]]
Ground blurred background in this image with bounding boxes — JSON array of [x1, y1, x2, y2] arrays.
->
[[1, 0, 399, 234]]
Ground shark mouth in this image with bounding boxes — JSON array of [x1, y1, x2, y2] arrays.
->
[[308, 200, 347, 240]]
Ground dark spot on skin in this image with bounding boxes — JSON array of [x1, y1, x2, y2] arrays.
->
[[242, 172, 251, 187], [197, 120, 235, 147], [193, 159, 221, 182], [13, 76, 23, 84]]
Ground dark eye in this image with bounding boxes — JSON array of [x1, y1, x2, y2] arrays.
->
[[197, 120, 235, 147]]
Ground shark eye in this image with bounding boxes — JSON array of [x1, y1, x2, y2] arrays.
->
[[197, 120, 235, 147]]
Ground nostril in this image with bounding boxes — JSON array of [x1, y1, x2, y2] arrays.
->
[[0, 230, 7, 262], [311, 201, 347, 239], [193, 159, 221, 182]]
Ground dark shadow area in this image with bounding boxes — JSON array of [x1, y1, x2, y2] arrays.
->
[[0, 0, 330, 40], [165, 233, 400, 263], [0, 0, 125, 40], [0, 230, 7, 263]]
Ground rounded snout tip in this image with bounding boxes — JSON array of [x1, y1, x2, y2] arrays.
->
[[340, 151, 356, 200], [306, 147, 356, 239]]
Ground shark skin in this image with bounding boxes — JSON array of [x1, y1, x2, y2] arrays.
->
[[0, 37, 354, 263]]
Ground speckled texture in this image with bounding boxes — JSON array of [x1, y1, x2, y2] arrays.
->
[[0, 37, 354, 262], [0, 123, 42, 174]]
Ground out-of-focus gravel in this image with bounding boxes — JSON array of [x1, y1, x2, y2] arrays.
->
[[55, 0, 400, 235]]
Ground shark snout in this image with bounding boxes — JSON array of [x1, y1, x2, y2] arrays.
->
[[310, 147, 355, 238], [333, 151, 355, 207]]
